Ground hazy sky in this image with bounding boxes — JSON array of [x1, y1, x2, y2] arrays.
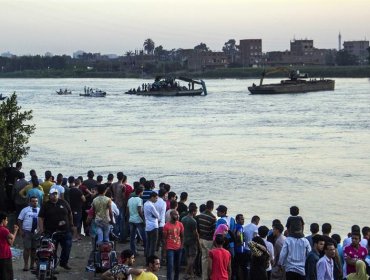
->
[[1, 0, 369, 56]]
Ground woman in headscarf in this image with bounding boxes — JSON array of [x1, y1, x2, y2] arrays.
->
[[213, 224, 232, 250], [346, 260, 370, 280], [248, 236, 270, 280]]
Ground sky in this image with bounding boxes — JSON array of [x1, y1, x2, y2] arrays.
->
[[1, 0, 370, 56]]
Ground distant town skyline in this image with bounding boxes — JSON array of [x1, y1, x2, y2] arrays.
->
[[1, 0, 369, 56]]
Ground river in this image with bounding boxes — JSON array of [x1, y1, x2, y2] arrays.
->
[[1, 77, 370, 237]]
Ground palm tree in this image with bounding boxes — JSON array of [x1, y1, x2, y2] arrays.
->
[[143, 38, 155, 55]]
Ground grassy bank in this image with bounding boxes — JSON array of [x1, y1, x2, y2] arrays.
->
[[0, 66, 369, 79]]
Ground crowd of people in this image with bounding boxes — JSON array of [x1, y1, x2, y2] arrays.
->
[[0, 162, 370, 280]]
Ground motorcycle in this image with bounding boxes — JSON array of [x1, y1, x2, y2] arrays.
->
[[35, 231, 62, 280]]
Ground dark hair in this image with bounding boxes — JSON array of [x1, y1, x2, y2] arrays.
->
[[258, 225, 270, 238], [122, 174, 127, 183], [206, 200, 214, 210], [78, 176, 83, 181], [97, 175, 103, 182], [351, 225, 361, 233], [163, 184, 171, 192], [107, 173, 114, 181], [45, 170, 52, 180], [199, 204, 206, 213], [159, 182, 165, 189], [290, 206, 299, 216], [236, 214, 244, 222], [170, 200, 178, 209], [168, 191, 176, 200], [57, 173, 63, 182], [0, 212, 7, 222], [331, 234, 341, 244], [322, 223, 332, 234], [274, 223, 284, 233], [351, 231, 361, 238], [312, 234, 325, 245], [180, 192, 188, 200], [68, 176, 75, 184], [117, 172, 124, 181], [144, 181, 152, 190], [139, 177, 146, 184], [149, 192, 158, 198], [16, 162, 22, 168], [87, 170, 94, 179], [149, 180, 155, 189], [121, 249, 134, 260], [158, 188, 166, 197], [133, 181, 140, 190], [362, 226, 370, 237], [30, 169, 36, 176], [147, 255, 159, 265], [29, 196, 38, 202], [135, 186, 144, 195], [272, 219, 281, 226], [18, 172, 25, 179], [310, 223, 320, 234], [188, 204, 197, 214], [215, 234, 224, 245], [251, 215, 260, 223], [32, 176, 39, 187], [324, 241, 335, 250], [97, 184, 107, 194]]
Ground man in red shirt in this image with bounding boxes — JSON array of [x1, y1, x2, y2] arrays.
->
[[163, 210, 184, 280], [208, 234, 231, 280], [0, 212, 19, 280], [343, 231, 368, 276]]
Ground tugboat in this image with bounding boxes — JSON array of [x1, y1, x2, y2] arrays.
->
[[248, 67, 335, 94], [125, 76, 207, 97]]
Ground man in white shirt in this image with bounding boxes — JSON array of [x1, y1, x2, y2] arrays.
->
[[316, 242, 336, 280], [143, 192, 160, 263], [17, 196, 40, 271], [154, 189, 167, 262], [259, 225, 275, 280]]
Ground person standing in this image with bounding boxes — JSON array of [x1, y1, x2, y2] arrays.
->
[[316, 242, 336, 280], [26, 176, 44, 207], [127, 186, 146, 256], [208, 234, 232, 280], [163, 210, 184, 280], [0, 212, 19, 280], [92, 184, 113, 244], [69, 178, 86, 241], [278, 235, 311, 280], [344, 231, 368, 276], [305, 234, 325, 280], [17, 196, 40, 271], [12, 172, 28, 217], [234, 214, 248, 280], [144, 192, 160, 262], [196, 200, 216, 280], [38, 188, 73, 270], [154, 188, 167, 263], [181, 204, 200, 280], [111, 172, 125, 242], [271, 223, 286, 280]]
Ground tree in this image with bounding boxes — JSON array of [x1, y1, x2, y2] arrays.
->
[[143, 38, 155, 55], [222, 39, 238, 63], [194, 42, 209, 52], [0, 92, 36, 167]]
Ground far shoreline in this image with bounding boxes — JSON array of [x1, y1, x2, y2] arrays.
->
[[0, 65, 370, 79]]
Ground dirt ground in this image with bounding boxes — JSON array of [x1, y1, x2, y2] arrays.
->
[[12, 236, 169, 280]]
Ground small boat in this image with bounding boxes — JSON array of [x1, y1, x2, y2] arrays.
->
[[248, 68, 335, 94], [125, 76, 207, 97], [80, 87, 106, 97], [0, 93, 6, 100], [56, 88, 72, 95]]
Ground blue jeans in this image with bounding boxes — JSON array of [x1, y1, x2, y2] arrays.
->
[[129, 222, 146, 255], [145, 228, 158, 260], [95, 220, 110, 244], [54, 231, 72, 266], [167, 249, 182, 280]]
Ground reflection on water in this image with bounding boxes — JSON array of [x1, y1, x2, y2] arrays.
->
[[1, 78, 370, 236]]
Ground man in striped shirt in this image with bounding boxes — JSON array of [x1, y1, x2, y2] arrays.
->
[[278, 235, 311, 280], [195, 200, 216, 280]]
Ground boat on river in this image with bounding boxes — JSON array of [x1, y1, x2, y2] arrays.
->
[[0, 93, 6, 100], [248, 68, 335, 94], [80, 87, 106, 97], [125, 77, 207, 97], [56, 88, 72, 95]]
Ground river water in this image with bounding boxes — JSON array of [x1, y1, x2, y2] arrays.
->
[[1, 77, 369, 237]]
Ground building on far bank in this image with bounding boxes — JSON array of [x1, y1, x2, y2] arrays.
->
[[266, 39, 336, 66], [343, 40, 369, 64], [239, 39, 263, 67]]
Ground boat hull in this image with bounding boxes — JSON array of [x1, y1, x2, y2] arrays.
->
[[248, 79, 335, 94], [125, 88, 204, 97]]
